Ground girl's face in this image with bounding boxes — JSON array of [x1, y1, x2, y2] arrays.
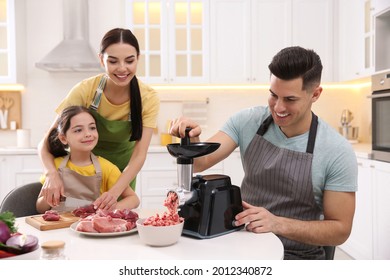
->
[[59, 112, 98, 153], [99, 42, 139, 87]]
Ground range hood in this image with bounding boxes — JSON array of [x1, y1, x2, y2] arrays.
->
[[35, 0, 102, 72]]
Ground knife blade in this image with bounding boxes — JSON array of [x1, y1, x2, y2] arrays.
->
[[56, 197, 93, 212]]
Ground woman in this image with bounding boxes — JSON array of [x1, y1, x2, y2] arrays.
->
[[38, 28, 159, 210], [36, 106, 140, 213]]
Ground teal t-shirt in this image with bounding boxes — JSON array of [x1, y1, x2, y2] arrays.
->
[[220, 106, 358, 210]]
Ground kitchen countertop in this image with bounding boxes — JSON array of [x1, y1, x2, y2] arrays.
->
[[10, 208, 285, 260], [0, 143, 373, 159], [0, 147, 38, 155], [350, 143, 372, 159]]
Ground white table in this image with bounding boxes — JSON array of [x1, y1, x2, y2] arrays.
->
[[11, 209, 284, 260]]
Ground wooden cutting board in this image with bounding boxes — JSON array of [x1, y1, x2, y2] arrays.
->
[[25, 212, 80, 231]]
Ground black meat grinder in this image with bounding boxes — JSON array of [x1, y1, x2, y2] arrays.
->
[[167, 128, 244, 239]]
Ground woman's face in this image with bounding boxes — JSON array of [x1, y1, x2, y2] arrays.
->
[[59, 112, 98, 153], [99, 42, 139, 87]]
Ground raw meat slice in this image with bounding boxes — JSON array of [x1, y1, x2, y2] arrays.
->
[[92, 216, 135, 233], [76, 220, 98, 233], [42, 210, 60, 221]]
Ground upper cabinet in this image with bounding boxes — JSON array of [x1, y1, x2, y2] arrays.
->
[[210, 0, 334, 84], [126, 0, 209, 84], [337, 0, 366, 81], [0, 0, 16, 84]]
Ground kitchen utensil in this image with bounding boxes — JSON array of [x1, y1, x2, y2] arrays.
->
[[166, 128, 244, 239], [56, 196, 92, 212], [25, 212, 80, 231], [0, 97, 5, 129], [136, 218, 184, 246], [340, 109, 353, 126], [0, 97, 14, 129]]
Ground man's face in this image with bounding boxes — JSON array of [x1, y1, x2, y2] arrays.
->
[[268, 74, 322, 138]]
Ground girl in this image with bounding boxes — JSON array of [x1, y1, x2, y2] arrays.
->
[[36, 106, 140, 213], [38, 28, 159, 210]]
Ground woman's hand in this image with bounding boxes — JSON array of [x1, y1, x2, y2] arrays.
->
[[169, 116, 202, 139], [40, 171, 65, 207], [234, 201, 280, 234], [93, 192, 118, 211]]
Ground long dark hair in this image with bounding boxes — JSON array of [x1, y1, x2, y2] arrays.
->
[[100, 28, 143, 141], [48, 106, 97, 157]]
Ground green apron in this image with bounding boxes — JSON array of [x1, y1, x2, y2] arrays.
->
[[88, 75, 137, 190]]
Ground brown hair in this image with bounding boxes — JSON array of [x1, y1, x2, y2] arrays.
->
[[48, 106, 97, 157]]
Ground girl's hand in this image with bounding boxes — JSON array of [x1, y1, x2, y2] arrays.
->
[[94, 192, 118, 211], [41, 171, 65, 207]]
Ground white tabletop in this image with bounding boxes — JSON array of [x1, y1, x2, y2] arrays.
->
[[12, 209, 284, 260]]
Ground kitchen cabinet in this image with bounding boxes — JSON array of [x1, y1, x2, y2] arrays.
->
[[210, 0, 334, 84], [0, 0, 16, 84], [337, 0, 367, 81], [339, 157, 374, 259], [126, 0, 210, 84], [0, 153, 43, 204], [372, 160, 390, 260], [371, 0, 390, 15], [340, 156, 390, 260], [223, 149, 244, 187]]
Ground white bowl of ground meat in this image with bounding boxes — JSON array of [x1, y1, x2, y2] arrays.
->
[[136, 217, 184, 247]]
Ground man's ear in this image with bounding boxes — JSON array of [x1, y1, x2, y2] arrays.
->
[[311, 86, 323, 103]]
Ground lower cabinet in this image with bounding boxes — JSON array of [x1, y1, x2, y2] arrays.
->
[[340, 157, 390, 260], [339, 158, 374, 259], [372, 160, 390, 260], [0, 153, 43, 203]]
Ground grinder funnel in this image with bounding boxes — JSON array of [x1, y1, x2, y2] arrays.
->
[[167, 128, 220, 159]]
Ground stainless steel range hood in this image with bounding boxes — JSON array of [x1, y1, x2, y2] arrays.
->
[[35, 0, 102, 72]]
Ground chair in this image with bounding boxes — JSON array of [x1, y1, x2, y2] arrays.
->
[[324, 246, 336, 260], [0, 182, 42, 217]]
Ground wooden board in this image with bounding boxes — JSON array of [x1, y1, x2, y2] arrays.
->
[[25, 212, 80, 231]]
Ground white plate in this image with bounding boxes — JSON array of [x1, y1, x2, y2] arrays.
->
[[70, 221, 137, 237]]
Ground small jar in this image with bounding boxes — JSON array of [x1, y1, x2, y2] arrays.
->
[[40, 240, 67, 260]]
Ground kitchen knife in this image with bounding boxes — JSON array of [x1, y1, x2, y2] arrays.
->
[[57, 197, 93, 212]]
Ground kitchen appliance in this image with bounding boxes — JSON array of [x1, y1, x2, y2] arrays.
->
[[370, 71, 390, 162], [166, 128, 244, 239], [35, 0, 102, 72], [338, 109, 359, 143]]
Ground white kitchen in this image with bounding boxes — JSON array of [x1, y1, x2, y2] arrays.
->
[[0, 0, 390, 264]]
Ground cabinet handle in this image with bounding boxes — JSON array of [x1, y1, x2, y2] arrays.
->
[[357, 162, 363, 166]]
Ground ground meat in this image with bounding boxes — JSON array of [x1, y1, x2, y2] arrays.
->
[[42, 210, 60, 221], [143, 192, 183, 226]]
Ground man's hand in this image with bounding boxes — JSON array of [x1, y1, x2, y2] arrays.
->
[[169, 117, 202, 139], [234, 201, 280, 234]]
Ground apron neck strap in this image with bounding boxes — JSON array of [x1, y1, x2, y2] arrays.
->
[[256, 112, 318, 154], [90, 75, 108, 111]]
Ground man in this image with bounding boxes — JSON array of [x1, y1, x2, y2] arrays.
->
[[169, 46, 357, 260]]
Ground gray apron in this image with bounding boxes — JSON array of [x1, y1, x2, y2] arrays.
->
[[53, 153, 102, 212], [89, 75, 136, 190], [241, 113, 325, 260]]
